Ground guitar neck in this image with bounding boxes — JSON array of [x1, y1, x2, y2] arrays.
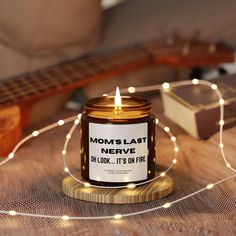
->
[[0, 45, 152, 107], [0, 38, 234, 107]]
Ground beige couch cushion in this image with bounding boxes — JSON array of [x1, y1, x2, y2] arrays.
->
[[0, 0, 102, 79]]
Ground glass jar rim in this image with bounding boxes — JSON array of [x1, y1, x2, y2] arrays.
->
[[84, 96, 151, 111], [83, 96, 151, 119]]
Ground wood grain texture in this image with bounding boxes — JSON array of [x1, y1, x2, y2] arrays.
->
[[62, 171, 173, 204], [0, 105, 22, 156]]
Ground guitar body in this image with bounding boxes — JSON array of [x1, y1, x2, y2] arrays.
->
[[0, 105, 22, 156], [0, 93, 71, 157], [0, 38, 234, 157]]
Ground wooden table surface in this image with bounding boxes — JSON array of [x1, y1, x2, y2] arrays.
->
[[0, 96, 235, 236]]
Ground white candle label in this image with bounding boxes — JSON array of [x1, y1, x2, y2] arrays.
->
[[89, 122, 148, 182]]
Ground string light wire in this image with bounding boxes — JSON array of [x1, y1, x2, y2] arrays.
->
[[0, 79, 235, 221]]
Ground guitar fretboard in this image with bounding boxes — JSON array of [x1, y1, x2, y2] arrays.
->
[[0, 46, 151, 106], [0, 38, 234, 107]]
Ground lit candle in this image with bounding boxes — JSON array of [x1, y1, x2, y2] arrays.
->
[[115, 86, 122, 109], [80, 87, 156, 186]]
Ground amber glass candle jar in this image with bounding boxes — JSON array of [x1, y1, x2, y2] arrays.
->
[[80, 93, 156, 186]]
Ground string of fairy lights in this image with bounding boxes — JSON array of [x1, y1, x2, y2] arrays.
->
[[0, 79, 235, 221]]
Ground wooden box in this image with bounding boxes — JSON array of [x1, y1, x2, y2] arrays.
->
[[161, 74, 236, 139]]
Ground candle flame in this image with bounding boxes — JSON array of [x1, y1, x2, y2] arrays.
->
[[115, 87, 122, 108]]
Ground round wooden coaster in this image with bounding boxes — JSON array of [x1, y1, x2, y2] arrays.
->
[[62, 171, 173, 204]]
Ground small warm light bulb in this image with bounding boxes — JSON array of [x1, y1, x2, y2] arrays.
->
[[32, 131, 39, 137], [62, 215, 70, 221], [114, 214, 122, 219], [219, 120, 224, 126], [74, 119, 80, 125], [226, 163, 231, 168], [62, 150, 67, 155], [160, 172, 166, 177], [164, 127, 170, 132], [171, 136, 176, 142], [219, 143, 224, 149], [84, 182, 91, 187], [174, 147, 179, 152], [66, 134, 71, 139], [8, 210, 17, 216], [162, 82, 170, 90], [127, 183, 136, 189], [115, 87, 122, 109], [58, 120, 65, 126], [206, 183, 214, 189], [77, 114, 82, 119], [163, 202, 172, 208], [8, 152, 14, 159], [219, 99, 225, 105], [211, 84, 218, 90], [173, 159, 177, 164], [128, 86, 136, 94], [192, 78, 199, 85], [103, 94, 108, 96], [64, 167, 69, 173], [155, 119, 159, 124]]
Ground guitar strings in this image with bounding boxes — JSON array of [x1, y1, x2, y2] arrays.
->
[[0, 49, 150, 103], [0, 39, 211, 103]]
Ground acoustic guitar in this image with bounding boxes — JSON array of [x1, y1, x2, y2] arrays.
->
[[0, 38, 234, 157]]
